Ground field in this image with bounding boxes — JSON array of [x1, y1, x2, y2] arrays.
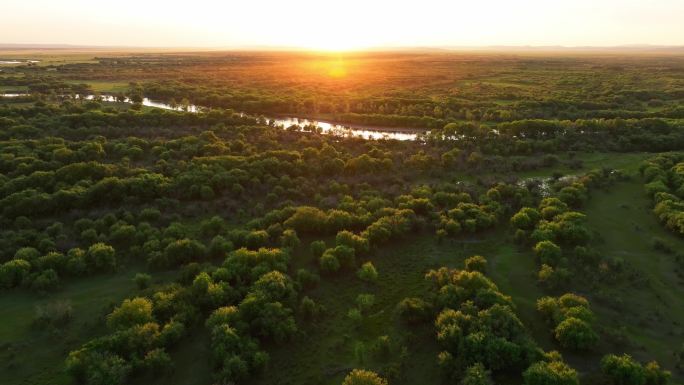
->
[[1, 50, 684, 385]]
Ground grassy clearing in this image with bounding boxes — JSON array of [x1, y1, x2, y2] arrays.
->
[[0, 85, 27, 92], [583, 178, 684, 379], [248, 229, 556, 385], [0, 263, 178, 385], [67, 80, 130, 93]]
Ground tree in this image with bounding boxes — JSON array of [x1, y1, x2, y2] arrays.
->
[[511, 207, 540, 230], [245, 230, 270, 249], [86, 243, 117, 272], [644, 361, 671, 385], [462, 363, 494, 385], [162, 238, 206, 267], [396, 297, 431, 324], [30, 269, 60, 292], [554, 317, 598, 350], [342, 369, 388, 385], [0, 259, 31, 288], [238, 295, 296, 342], [319, 251, 340, 274], [209, 235, 233, 259], [357, 262, 378, 283], [534, 241, 562, 266], [65, 350, 131, 385], [310, 240, 326, 258], [523, 360, 579, 385], [601, 354, 647, 385], [133, 273, 152, 290], [252, 271, 296, 304], [143, 348, 172, 373], [106, 297, 154, 330], [464, 255, 487, 273], [284, 206, 328, 234], [280, 229, 300, 249], [600, 354, 670, 385], [336, 230, 370, 255]]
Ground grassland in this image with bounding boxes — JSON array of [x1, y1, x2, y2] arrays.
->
[[4, 150, 680, 385], [1, 50, 683, 385]]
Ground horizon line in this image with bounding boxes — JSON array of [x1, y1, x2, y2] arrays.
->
[[2, 43, 684, 53]]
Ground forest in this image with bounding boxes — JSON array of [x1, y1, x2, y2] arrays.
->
[[0, 50, 683, 385]]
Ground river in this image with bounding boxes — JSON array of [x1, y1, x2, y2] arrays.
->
[[1, 93, 421, 141]]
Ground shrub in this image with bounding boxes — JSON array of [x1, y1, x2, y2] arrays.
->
[[462, 363, 494, 385], [319, 250, 340, 274], [299, 296, 321, 320], [534, 241, 562, 266], [30, 269, 60, 292], [356, 293, 375, 313], [86, 243, 117, 272], [280, 229, 300, 249], [133, 273, 152, 290], [106, 297, 154, 330], [554, 317, 598, 350], [523, 360, 579, 385], [356, 262, 378, 282], [396, 297, 431, 324], [295, 268, 320, 289], [464, 255, 487, 272], [33, 300, 73, 328], [342, 369, 388, 385], [310, 240, 326, 258]]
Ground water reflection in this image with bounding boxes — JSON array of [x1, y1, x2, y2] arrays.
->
[[1, 93, 421, 141], [0, 60, 40, 65]]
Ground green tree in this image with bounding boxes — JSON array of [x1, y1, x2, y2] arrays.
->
[[357, 262, 378, 282], [534, 240, 562, 266], [86, 243, 117, 272], [106, 297, 154, 330], [464, 255, 487, 273], [342, 369, 388, 385], [462, 363, 494, 385], [554, 317, 598, 350], [523, 360, 579, 385]]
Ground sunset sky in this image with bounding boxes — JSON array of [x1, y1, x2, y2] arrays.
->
[[2, 0, 683, 50]]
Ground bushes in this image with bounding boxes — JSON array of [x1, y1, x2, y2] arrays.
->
[[30, 269, 60, 292], [310, 240, 326, 258], [283, 206, 328, 234], [134, 273, 152, 290], [430, 257, 538, 378], [396, 297, 431, 324], [279, 229, 300, 249], [641, 155, 684, 237], [65, 350, 132, 385], [336, 230, 369, 255], [537, 293, 598, 350], [160, 238, 206, 268], [319, 251, 341, 274], [553, 317, 599, 350], [106, 297, 154, 330], [464, 255, 487, 273], [86, 243, 117, 272], [461, 363, 494, 385], [534, 241, 562, 267], [356, 262, 378, 282], [601, 354, 671, 385], [0, 259, 31, 288], [523, 359, 579, 385], [33, 300, 73, 328], [319, 245, 355, 274], [342, 369, 388, 385]]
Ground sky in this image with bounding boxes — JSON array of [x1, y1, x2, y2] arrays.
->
[[2, 0, 683, 50]]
